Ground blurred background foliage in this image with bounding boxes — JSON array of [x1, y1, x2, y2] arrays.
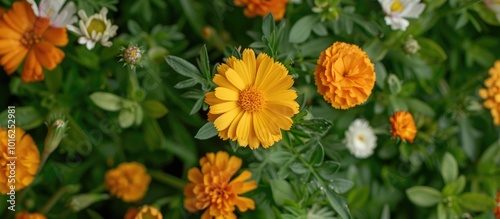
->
[[0, 0, 500, 218]]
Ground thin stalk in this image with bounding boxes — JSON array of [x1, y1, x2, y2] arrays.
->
[[149, 170, 186, 191]]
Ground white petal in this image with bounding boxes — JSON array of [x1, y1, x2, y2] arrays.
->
[[86, 41, 96, 50], [77, 36, 88, 44], [401, 2, 425, 18], [26, 0, 40, 16], [385, 16, 409, 31], [78, 9, 88, 20], [66, 25, 81, 35]]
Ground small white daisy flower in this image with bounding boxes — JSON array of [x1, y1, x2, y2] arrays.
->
[[344, 119, 377, 159], [485, 0, 500, 22], [67, 7, 118, 50], [27, 0, 77, 27], [379, 0, 426, 31]]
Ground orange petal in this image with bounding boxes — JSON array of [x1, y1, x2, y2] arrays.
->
[[34, 41, 64, 70], [0, 47, 27, 74], [43, 27, 68, 46], [21, 50, 43, 82]]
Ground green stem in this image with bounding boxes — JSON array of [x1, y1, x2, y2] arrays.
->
[[40, 186, 69, 214], [441, 0, 483, 17], [149, 170, 186, 191]]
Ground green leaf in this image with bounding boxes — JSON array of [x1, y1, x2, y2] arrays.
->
[[312, 23, 328, 36], [262, 13, 275, 38], [174, 79, 198, 89], [417, 38, 447, 64], [405, 98, 435, 117], [199, 45, 211, 79], [363, 38, 388, 62], [44, 66, 63, 93], [89, 92, 123, 112], [442, 175, 466, 196], [142, 100, 168, 119], [458, 193, 496, 212], [329, 178, 354, 194], [375, 62, 388, 89], [437, 203, 447, 219], [346, 186, 369, 209], [289, 162, 309, 175], [165, 55, 203, 79], [269, 151, 294, 165], [295, 118, 333, 136], [127, 20, 142, 35], [406, 186, 442, 207], [0, 106, 44, 130], [317, 161, 341, 180], [73, 46, 100, 70], [325, 187, 352, 219], [441, 152, 458, 183], [471, 4, 500, 26], [118, 109, 135, 128], [134, 102, 143, 125], [270, 179, 297, 206], [380, 204, 390, 219], [194, 122, 218, 140], [460, 117, 479, 160], [309, 141, 325, 166], [289, 15, 320, 43], [86, 209, 105, 219]]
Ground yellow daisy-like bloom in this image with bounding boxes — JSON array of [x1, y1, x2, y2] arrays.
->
[[479, 61, 500, 125], [134, 206, 163, 219], [234, 0, 289, 20], [0, 127, 40, 194], [184, 151, 257, 219], [314, 42, 376, 109], [105, 162, 151, 202], [205, 49, 299, 149], [390, 111, 417, 143], [16, 211, 46, 219]]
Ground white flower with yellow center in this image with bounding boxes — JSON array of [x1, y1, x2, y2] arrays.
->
[[485, 0, 500, 22], [67, 8, 118, 50], [28, 0, 77, 27], [379, 0, 426, 31], [344, 119, 377, 159]]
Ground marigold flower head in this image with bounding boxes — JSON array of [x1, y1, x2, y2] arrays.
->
[[0, 0, 68, 82], [205, 49, 299, 149], [0, 127, 40, 194], [390, 111, 417, 143], [314, 42, 376, 109], [184, 151, 257, 219], [134, 206, 163, 219], [479, 61, 500, 125], [494, 191, 500, 219], [67, 7, 118, 50], [105, 162, 151, 202], [16, 211, 46, 219], [234, 0, 289, 20]]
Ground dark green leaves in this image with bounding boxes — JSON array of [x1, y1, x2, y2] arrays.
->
[[406, 186, 442, 207], [194, 122, 218, 140], [0, 106, 44, 130], [289, 15, 320, 44]]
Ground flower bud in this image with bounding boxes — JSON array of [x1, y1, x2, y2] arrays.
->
[[402, 35, 420, 55], [120, 45, 144, 69], [386, 74, 402, 95], [44, 116, 69, 154]]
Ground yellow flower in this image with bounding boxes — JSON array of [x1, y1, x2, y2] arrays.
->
[[105, 162, 151, 202], [389, 111, 417, 143], [233, 0, 289, 20], [184, 151, 257, 219], [0, 127, 40, 194], [134, 206, 163, 219], [205, 49, 299, 149], [314, 42, 376, 109], [479, 61, 500, 125], [16, 211, 46, 219]]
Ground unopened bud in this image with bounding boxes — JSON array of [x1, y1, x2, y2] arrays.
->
[[402, 35, 420, 55], [120, 45, 144, 69], [386, 74, 402, 95], [44, 116, 69, 154]]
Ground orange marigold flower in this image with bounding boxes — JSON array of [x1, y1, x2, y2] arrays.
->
[[0, 0, 68, 82], [479, 61, 500, 125], [134, 206, 163, 219], [184, 151, 257, 219], [105, 162, 151, 202], [0, 127, 40, 194], [390, 111, 417, 143], [234, 0, 289, 20], [205, 49, 299, 149], [16, 211, 46, 219], [314, 42, 376, 109], [494, 191, 500, 219], [124, 207, 138, 219]]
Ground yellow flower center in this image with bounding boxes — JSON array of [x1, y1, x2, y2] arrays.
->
[[238, 86, 264, 112], [390, 0, 404, 12], [87, 19, 107, 34], [357, 135, 365, 142], [20, 30, 42, 48]]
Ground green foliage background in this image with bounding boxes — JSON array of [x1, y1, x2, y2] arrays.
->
[[0, 0, 500, 218]]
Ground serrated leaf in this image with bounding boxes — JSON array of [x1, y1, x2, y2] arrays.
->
[[142, 100, 168, 119], [89, 92, 123, 112], [406, 186, 442, 207], [441, 152, 458, 183], [289, 15, 320, 43], [194, 122, 218, 140], [458, 193, 496, 211], [270, 179, 297, 206]]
